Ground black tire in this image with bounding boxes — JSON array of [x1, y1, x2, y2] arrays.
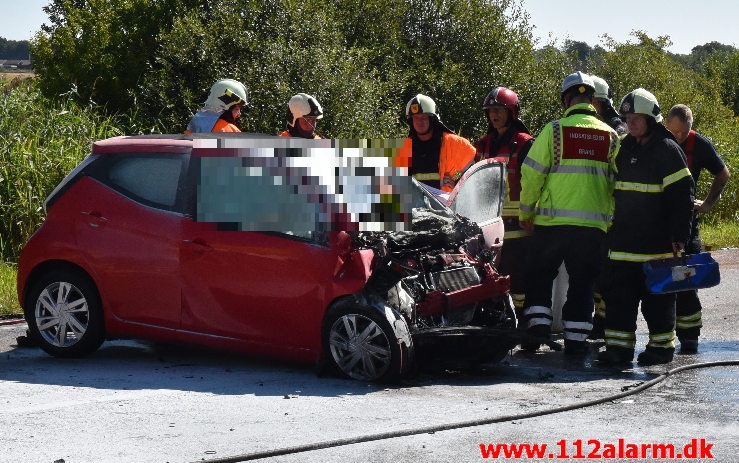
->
[[323, 304, 409, 382], [24, 269, 105, 358]]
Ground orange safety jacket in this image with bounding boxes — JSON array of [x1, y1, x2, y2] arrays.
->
[[278, 130, 322, 139], [411, 131, 475, 192]]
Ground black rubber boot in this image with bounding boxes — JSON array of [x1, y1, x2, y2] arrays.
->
[[678, 339, 699, 355], [637, 347, 674, 366], [596, 347, 634, 366], [520, 324, 550, 352], [564, 340, 588, 356]]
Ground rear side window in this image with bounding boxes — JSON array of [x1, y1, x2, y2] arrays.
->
[[89, 154, 188, 213]]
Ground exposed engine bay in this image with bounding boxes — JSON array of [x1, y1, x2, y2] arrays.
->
[[355, 203, 515, 329]]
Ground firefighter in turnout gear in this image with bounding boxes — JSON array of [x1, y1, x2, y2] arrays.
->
[[597, 89, 695, 367], [475, 87, 534, 323], [405, 94, 476, 192], [279, 93, 324, 139], [186, 79, 248, 133], [665, 104, 730, 354], [519, 72, 620, 354]]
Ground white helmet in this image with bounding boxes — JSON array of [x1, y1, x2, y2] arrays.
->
[[619, 88, 663, 123], [204, 79, 248, 111], [560, 71, 595, 96], [287, 93, 323, 127], [405, 93, 439, 120], [590, 75, 612, 102]]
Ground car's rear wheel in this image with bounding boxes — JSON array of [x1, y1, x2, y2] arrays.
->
[[324, 305, 405, 382], [24, 269, 105, 357]]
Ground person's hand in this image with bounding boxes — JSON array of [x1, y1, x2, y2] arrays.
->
[[672, 242, 685, 256], [441, 172, 456, 189], [694, 199, 712, 214], [520, 219, 534, 234]]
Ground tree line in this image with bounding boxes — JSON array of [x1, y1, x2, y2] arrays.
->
[[0, 38, 29, 59]]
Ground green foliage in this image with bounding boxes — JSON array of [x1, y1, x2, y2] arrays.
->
[[0, 78, 123, 261], [0, 38, 30, 59]]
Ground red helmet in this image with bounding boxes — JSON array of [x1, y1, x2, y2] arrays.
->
[[482, 87, 520, 119]]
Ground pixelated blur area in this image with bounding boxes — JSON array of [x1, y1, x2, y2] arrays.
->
[[194, 137, 414, 233]]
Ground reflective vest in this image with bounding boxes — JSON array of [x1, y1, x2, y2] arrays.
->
[[185, 110, 240, 133], [476, 130, 533, 239], [519, 103, 619, 232], [411, 131, 475, 192]]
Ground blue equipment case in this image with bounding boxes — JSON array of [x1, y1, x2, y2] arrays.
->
[[643, 252, 721, 294]]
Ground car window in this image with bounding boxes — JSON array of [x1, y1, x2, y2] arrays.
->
[[94, 155, 186, 212]]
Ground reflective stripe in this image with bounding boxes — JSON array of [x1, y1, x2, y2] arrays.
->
[[524, 305, 552, 317], [608, 250, 675, 262], [504, 230, 529, 239], [664, 167, 691, 188], [511, 293, 525, 310], [525, 305, 552, 329], [520, 203, 536, 213], [413, 172, 440, 181], [676, 311, 703, 329], [615, 181, 662, 193], [552, 120, 562, 166], [564, 331, 589, 341], [528, 317, 552, 328], [549, 164, 611, 177], [522, 155, 549, 174], [647, 330, 675, 348], [563, 320, 593, 341], [563, 320, 593, 330], [605, 329, 636, 349], [536, 207, 612, 223]]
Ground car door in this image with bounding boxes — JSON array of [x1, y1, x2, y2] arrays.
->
[[74, 154, 187, 328], [178, 224, 337, 355], [447, 159, 506, 247]]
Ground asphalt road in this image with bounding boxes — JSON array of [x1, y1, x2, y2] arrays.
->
[[1, 250, 738, 463]]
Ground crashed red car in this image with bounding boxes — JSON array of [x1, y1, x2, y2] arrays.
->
[[17, 133, 517, 381]]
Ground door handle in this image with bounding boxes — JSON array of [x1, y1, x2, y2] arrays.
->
[[81, 211, 108, 227], [182, 239, 213, 252]]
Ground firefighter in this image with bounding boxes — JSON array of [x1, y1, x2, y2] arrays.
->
[[665, 104, 730, 354], [518, 72, 619, 354], [279, 93, 324, 139], [405, 94, 475, 192], [597, 89, 695, 367], [185, 79, 248, 133], [475, 87, 534, 323], [590, 75, 628, 136]]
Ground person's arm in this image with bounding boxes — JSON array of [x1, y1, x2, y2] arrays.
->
[[695, 166, 730, 214]]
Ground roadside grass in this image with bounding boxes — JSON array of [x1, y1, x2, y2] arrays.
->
[[0, 262, 20, 316], [701, 220, 739, 250]]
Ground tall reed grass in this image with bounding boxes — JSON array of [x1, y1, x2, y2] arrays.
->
[[1, 77, 123, 261]]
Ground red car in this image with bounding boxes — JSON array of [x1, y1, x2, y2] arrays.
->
[[17, 134, 516, 381]]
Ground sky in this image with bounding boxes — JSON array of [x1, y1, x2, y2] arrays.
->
[[0, 0, 737, 55]]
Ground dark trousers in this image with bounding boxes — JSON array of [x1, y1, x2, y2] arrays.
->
[[500, 236, 529, 328], [676, 215, 703, 340], [602, 260, 676, 349], [523, 226, 604, 339]]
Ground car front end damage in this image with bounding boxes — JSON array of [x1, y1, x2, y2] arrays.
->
[[349, 202, 519, 372]]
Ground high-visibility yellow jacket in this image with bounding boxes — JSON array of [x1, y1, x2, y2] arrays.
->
[[519, 103, 619, 232]]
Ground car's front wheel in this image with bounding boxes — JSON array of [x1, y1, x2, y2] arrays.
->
[[324, 305, 407, 382], [24, 269, 105, 357]]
